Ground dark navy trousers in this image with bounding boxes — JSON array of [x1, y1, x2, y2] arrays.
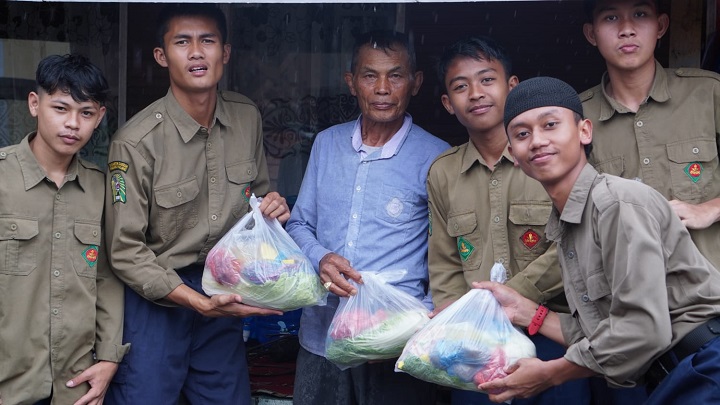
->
[[106, 266, 250, 405]]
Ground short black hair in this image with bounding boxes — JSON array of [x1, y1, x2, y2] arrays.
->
[[36, 54, 109, 105], [350, 30, 416, 74], [583, 0, 661, 22], [437, 35, 513, 93], [155, 4, 228, 49]]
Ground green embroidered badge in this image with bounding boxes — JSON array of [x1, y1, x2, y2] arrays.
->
[[83, 245, 99, 267], [111, 173, 127, 204], [684, 162, 702, 183], [428, 209, 433, 236], [243, 184, 252, 202], [457, 236, 475, 262]]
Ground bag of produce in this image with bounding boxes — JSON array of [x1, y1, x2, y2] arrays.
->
[[395, 264, 535, 392], [325, 270, 430, 370], [202, 194, 326, 311]]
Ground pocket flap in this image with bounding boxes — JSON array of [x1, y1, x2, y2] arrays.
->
[[667, 138, 718, 164], [586, 271, 611, 300], [508, 202, 552, 226], [74, 221, 102, 245], [155, 177, 200, 209], [226, 160, 257, 185], [0, 217, 39, 241], [593, 156, 625, 176], [446, 212, 477, 237]]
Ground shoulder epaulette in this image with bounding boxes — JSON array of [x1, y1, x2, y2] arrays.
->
[[579, 88, 596, 103], [430, 145, 461, 167], [220, 91, 257, 107], [116, 110, 164, 146], [78, 158, 104, 174], [673, 67, 720, 82]]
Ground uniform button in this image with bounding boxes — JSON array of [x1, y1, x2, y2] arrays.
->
[[10, 224, 17, 231], [200, 127, 208, 133], [643, 158, 650, 165], [93, 230, 98, 236], [491, 179, 498, 186], [56, 194, 61, 200], [210, 177, 216, 183], [54, 232, 61, 239], [0, 152, 5, 157], [581, 294, 589, 302], [247, 169, 252, 175], [348, 241, 354, 247], [454, 223, 459, 230], [155, 113, 162, 119], [636, 121, 643, 127], [493, 216, 500, 223], [356, 186, 361, 191], [53, 270, 60, 277], [352, 213, 358, 219], [177, 191, 182, 198], [567, 251, 575, 259], [499, 258, 505, 264], [692, 147, 700, 154], [211, 214, 218, 221], [207, 142, 212, 147], [52, 309, 59, 315]]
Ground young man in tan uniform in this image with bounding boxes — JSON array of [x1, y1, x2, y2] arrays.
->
[[478, 75, 720, 405], [427, 36, 590, 404], [581, 0, 720, 270], [0, 54, 128, 405], [104, 5, 288, 404]]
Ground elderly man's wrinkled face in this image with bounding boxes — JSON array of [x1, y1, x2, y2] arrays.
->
[[344, 44, 422, 127]]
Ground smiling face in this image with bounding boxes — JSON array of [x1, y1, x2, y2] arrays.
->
[[583, 0, 668, 73], [154, 15, 230, 97], [28, 89, 106, 161], [507, 106, 592, 191], [344, 44, 423, 129], [441, 55, 518, 136]]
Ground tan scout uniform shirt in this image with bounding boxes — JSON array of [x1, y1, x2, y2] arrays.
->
[[105, 90, 270, 301], [0, 134, 128, 405], [427, 142, 563, 309], [581, 61, 720, 269], [551, 164, 720, 387]]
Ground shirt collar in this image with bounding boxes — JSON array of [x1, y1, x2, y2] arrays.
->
[[546, 164, 598, 241], [351, 113, 412, 159], [460, 141, 514, 174], [16, 133, 82, 191], [597, 60, 670, 121], [165, 89, 228, 143]]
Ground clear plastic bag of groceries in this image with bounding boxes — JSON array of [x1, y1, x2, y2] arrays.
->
[[202, 194, 327, 311], [325, 270, 431, 370], [395, 263, 536, 392]]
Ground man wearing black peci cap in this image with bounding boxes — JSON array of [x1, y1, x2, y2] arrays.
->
[[473, 76, 720, 403]]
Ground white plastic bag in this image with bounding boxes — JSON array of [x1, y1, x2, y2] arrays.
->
[[325, 270, 430, 370], [395, 263, 535, 391], [202, 194, 327, 311]]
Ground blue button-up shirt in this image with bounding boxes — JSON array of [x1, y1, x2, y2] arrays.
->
[[286, 114, 449, 356]]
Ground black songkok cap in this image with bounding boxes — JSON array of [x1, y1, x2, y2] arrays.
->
[[504, 76, 584, 129]]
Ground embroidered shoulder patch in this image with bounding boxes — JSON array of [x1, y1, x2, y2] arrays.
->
[[83, 245, 99, 267], [108, 161, 129, 172], [243, 184, 252, 202], [457, 236, 475, 261], [684, 162, 702, 183], [521, 229, 541, 250], [111, 173, 127, 204]]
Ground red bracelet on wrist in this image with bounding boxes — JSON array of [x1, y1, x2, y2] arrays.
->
[[527, 305, 549, 336]]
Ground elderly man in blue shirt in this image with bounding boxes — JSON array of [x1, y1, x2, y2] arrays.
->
[[286, 30, 450, 405]]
